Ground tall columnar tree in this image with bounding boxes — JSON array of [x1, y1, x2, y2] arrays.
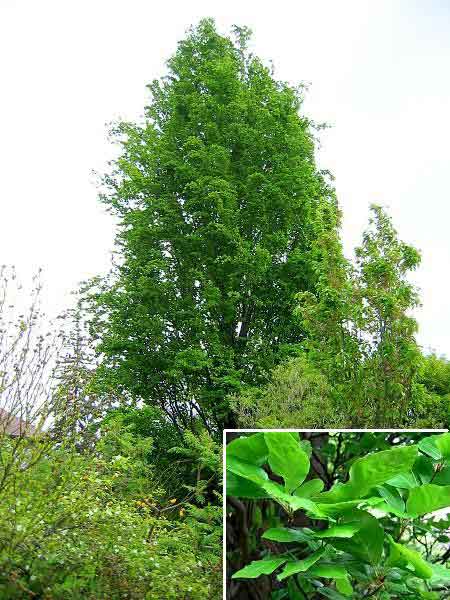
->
[[89, 19, 339, 433]]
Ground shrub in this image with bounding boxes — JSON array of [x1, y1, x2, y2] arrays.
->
[[0, 422, 221, 599]]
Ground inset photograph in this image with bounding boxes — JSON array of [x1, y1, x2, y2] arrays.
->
[[225, 430, 450, 599]]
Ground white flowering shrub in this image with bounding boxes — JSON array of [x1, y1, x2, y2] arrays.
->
[[0, 423, 221, 599]]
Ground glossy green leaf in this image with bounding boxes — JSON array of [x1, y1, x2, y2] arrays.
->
[[331, 510, 384, 565], [307, 564, 349, 579], [434, 433, 450, 460], [315, 500, 361, 516], [264, 432, 310, 493], [295, 478, 324, 498], [418, 436, 442, 460], [376, 484, 405, 512], [232, 557, 288, 579], [419, 433, 450, 461], [386, 472, 419, 489], [335, 575, 352, 596], [387, 538, 432, 579], [288, 495, 322, 515], [348, 444, 418, 497], [363, 496, 386, 508], [315, 523, 361, 539], [259, 480, 320, 515], [354, 512, 384, 565], [226, 470, 268, 499], [315, 482, 354, 504], [370, 500, 409, 518], [434, 466, 450, 485], [227, 455, 268, 484], [277, 548, 326, 581], [413, 455, 434, 484], [259, 480, 301, 509], [262, 527, 314, 543], [406, 484, 450, 516], [317, 445, 418, 503], [226, 433, 268, 466]]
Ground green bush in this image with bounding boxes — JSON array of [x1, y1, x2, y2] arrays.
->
[[230, 356, 342, 429], [0, 422, 221, 599]]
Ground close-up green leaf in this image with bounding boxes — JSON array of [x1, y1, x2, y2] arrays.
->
[[262, 528, 314, 543], [387, 538, 433, 579], [315, 523, 361, 539], [227, 433, 269, 466], [232, 558, 289, 579], [264, 432, 311, 493], [406, 484, 450, 516], [277, 549, 326, 581], [227, 455, 269, 484], [227, 432, 450, 598]]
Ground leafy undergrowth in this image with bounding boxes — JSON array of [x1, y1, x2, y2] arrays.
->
[[0, 418, 222, 599]]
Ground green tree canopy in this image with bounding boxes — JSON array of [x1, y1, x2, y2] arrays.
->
[[89, 19, 339, 433], [233, 206, 440, 428]]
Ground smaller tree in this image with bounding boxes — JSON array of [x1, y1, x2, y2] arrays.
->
[[234, 205, 431, 428], [296, 204, 424, 427], [354, 205, 422, 425]]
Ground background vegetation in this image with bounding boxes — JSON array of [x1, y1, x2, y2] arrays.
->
[[1, 18, 449, 599]]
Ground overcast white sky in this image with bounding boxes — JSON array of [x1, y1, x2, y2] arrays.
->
[[1, 0, 449, 357]]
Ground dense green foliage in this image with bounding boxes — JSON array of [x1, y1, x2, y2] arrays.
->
[[2, 16, 450, 600], [226, 431, 450, 598], [0, 413, 222, 599], [88, 18, 339, 433], [233, 207, 450, 428], [85, 19, 450, 431]]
